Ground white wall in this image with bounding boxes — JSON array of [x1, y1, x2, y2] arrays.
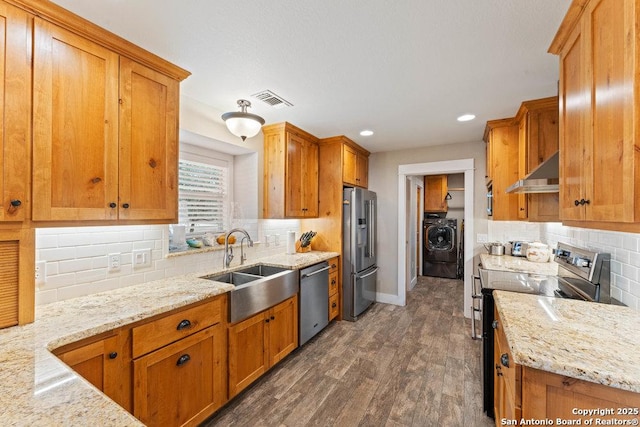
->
[[487, 221, 640, 310], [368, 140, 487, 299]]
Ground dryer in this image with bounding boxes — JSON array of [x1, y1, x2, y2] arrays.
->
[[423, 218, 458, 279]]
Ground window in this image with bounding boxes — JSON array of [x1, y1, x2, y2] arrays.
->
[[177, 144, 232, 239]]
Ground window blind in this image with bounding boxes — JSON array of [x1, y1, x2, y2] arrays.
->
[[178, 158, 228, 238]]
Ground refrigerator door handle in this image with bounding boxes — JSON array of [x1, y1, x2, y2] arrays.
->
[[356, 267, 379, 280], [369, 199, 375, 258]]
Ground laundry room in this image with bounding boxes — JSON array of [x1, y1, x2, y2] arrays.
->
[[423, 173, 465, 280]]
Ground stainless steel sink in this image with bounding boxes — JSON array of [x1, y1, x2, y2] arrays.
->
[[201, 271, 261, 286], [235, 265, 290, 277], [200, 264, 299, 323]]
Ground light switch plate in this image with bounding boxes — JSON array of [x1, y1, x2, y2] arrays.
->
[[477, 233, 488, 243], [133, 249, 152, 268]]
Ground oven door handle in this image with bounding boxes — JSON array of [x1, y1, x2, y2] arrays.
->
[[471, 275, 482, 340]]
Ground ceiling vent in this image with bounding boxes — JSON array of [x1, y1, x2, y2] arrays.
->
[[252, 90, 293, 109]]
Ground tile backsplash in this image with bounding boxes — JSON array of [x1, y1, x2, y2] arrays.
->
[[35, 219, 300, 305], [488, 221, 640, 310]]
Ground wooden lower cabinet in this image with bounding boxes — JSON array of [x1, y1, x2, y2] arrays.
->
[[133, 324, 226, 427], [54, 329, 132, 412], [228, 295, 298, 398], [494, 307, 640, 425], [328, 256, 340, 321], [0, 227, 34, 328]]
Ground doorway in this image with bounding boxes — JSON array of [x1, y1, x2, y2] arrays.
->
[[397, 159, 475, 318]]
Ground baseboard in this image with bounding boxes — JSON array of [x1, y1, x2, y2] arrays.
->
[[375, 292, 404, 306]]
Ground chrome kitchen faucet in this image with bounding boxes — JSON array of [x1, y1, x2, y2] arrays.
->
[[224, 228, 253, 268]]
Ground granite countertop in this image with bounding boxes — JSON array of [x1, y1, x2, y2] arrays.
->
[[494, 290, 640, 393], [0, 250, 338, 426], [480, 253, 558, 276]]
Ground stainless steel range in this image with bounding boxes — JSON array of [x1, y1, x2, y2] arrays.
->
[[472, 242, 612, 419]]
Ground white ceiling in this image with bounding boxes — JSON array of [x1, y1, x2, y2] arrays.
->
[[51, 0, 571, 153]]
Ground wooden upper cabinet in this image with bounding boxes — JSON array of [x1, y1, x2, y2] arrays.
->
[[515, 97, 560, 222], [32, 19, 120, 221], [342, 143, 368, 188], [424, 175, 448, 213], [483, 120, 520, 220], [550, 0, 640, 229], [119, 58, 178, 221], [263, 122, 319, 218], [0, 1, 31, 222], [27, 1, 189, 224]]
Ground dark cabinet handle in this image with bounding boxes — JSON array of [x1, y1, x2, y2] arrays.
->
[[177, 319, 192, 330], [500, 353, 509, 368], [331, 264, 337, 269], [582, 199, 590, 205], [91, 177, 102, 184], [122, 203, 130, 209], [10, 200, 21, 207], [492, 320, 498, 329], [270, 316, 275, 320], [176, 354, 191, 367], [331, 278, 337, 285], [109, 202, 117, 209], [574, 199, 580, 206], [108, 352, 118, 359], [495, 363, 503, 377], [265, 318, 270, 323], [331, 302, 337, 308]]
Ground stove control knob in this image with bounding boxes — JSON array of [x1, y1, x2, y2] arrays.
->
[[492, 320, 499, 329]]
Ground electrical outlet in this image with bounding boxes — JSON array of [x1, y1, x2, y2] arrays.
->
[[35, 261, 46, 286], [477, 233, 488, 243], [108, 253, 121, 272], [133, 249, 152, 268]]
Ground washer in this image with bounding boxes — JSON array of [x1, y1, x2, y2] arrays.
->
[[423, 218, 458, 279]]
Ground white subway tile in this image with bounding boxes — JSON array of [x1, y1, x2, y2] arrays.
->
[[144, 270, 165, 282], [39, 247, 77, 262], [59, 258, 95, 274], [36, 233, 58, 249], [35, 289, 58, 306], [621, 264, 639, 282]]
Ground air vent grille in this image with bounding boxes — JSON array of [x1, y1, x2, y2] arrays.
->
[[252, 90, 293, 109]]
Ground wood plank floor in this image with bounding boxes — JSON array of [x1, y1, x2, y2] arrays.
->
[[202, 276, 493, 427]]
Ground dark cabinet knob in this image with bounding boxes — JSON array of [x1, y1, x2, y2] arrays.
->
[[574, 199, 580, 206], [331, 302, 337, 308], [495, 363, 503, 376], [10, 200, 21, 207], [270, 316, 275, 320], [265, 318, 270, 323], [500, 353, 509, 368], [331, 264, 337, 269], [109, 202, 117, 209], [176, 354, 191, 367], [492, 320, 498, 329], [582, 199, 590, 205], [122, 203, 130, 209], [177, 319, 192, 330], [108, 352, 118, 359], [331, 279, 337, 285]]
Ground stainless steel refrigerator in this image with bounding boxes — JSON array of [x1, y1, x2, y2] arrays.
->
[[343, 187, 378, 321]]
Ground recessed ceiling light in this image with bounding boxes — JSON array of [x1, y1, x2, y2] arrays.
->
[[360, 130, 374, 136], [457, 114, 476, 122]]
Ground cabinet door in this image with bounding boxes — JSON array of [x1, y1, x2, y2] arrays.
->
[[559, 22, 587, 221], [424, 175, 448, 212], [342, 144, 357, 185], [490, 125, 520, 220], [133, 325, 224, 427], [119, 58, 179, 222], [267, 296, 298, 366], [356, 151, 368, 188], [584, 0, 634, 222], [517, 117, 528, 219], [228, 311, 269, 398], [32, 18, 119, 221], [285, 134, 318, 217], [57, 333, 132, 412], [0, 2, 30, 222], [0, 227, 34, 328]]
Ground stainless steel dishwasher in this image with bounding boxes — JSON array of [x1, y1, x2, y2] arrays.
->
[[299, 261, 330, 345]]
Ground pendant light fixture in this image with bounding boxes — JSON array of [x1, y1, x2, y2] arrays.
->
[[221, 99, 265, 141]]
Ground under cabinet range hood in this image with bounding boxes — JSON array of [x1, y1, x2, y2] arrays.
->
[[506, 151, 559, 194]]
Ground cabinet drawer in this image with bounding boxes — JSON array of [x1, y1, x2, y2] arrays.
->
[[132, 297, 222, 358], [328, 257, 339, 272], [328, 271, 339, 296], [329, 293, 339, 321]]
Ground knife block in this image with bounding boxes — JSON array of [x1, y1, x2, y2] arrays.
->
[[295, 241, 311, 253]]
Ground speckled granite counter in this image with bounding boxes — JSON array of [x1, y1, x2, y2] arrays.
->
[[480, 253, 558, 275], [494, 290, 640, 393], [0, 250, 338, 426]]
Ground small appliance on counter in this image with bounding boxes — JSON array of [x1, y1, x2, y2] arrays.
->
[[510, 241, 530, 257]]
